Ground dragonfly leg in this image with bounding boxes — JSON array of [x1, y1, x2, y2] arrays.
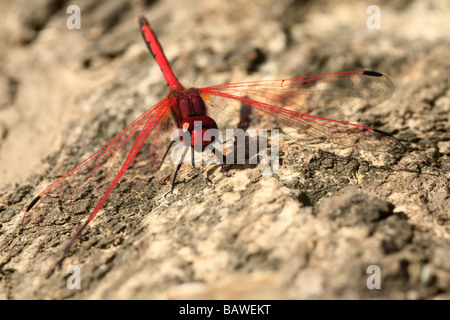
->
[[156, 140, 175, 171], [191, 147, 211, 183], [163, 145, 190, 198]]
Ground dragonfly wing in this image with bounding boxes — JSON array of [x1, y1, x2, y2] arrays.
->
[[200, 70, 405, 156], [23, 97, 177, 227]]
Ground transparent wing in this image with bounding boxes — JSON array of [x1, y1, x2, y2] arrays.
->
[[23, 97, 177, 227], [199, 70, 405, 156]]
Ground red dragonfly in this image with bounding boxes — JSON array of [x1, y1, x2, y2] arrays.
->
[[23, 17, 404, 271]]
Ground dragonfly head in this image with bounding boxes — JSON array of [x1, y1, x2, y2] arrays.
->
[[180, 116, 218, 151]]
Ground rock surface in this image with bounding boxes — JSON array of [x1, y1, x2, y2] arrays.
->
[[0, 0, 449, 299]]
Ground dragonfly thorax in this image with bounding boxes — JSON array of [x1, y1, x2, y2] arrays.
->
[[170, 88, 207, 125], [171, 89, 216, 150]]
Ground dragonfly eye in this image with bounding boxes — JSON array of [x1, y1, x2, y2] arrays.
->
[[180, 116, 219, 150], [191, 127, 218, 151]]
